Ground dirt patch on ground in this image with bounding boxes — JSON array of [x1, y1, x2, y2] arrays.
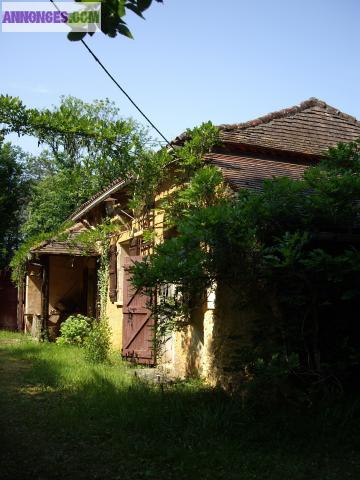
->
[[0, 338, 22, 345]]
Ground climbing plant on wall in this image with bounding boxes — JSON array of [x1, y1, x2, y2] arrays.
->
[[131, 139, 360, 389]]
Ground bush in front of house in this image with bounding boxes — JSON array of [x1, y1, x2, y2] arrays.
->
[[83, 318, 112, 364], [56, 314, 93, 347]]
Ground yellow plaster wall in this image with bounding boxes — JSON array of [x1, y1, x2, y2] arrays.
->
[[162, 283, 272, 388], [105, 208, 166, 352], [169, 308, 215, 382], [106, 297, 123, 350], [202, 310, 216, 382], [102, 191, 268, 387], [208, 283, 274, 388], [105, 237, 127, 351], [105, 202, 223, 383]]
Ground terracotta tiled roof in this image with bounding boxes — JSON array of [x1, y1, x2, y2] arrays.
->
[[69, 98, 360, 219], [207, 153, 308, 191], [219, 98, 360, 156], [31, 241, 97, 256], [172, 98, 360, 156], [31, 223, 99, 256]]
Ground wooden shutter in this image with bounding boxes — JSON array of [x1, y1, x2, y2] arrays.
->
[[129, 237, 141, 256], [122, 256, 155, 364], [109, 244, 117, 303]]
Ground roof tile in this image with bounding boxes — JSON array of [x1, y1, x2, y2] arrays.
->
[[207, 153, 308, 191], [69, 98, 360, 219], [219, 99, 360, 156]]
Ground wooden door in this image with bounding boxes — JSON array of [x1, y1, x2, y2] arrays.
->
[[122, 256, 155, 364]]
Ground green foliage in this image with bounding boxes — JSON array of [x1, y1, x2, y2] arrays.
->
[[242, 352, 305, 407], [175, 121, 220, 175], [70, 219, 119, 317], [71, 219, 119, 254], [1, 95, 149, 158], [56, 311, 112, 364], [98, 243, 110, 318], [1, 94, 150, 280], [7, 95, 150, 239], [2, 331, 360, 479], [323, 139, 360, 172], [128, 148, 172, 214], [83, 318, 112, 363], [132, 199, 258, 321], [2, 104, 221, 366], [0, 95, 29, 139], [56, 314, 93, 346], [67, 0, 164, 41], [0, 142, 31, 268], [3, 87, 359, 398], [21, 168, 84, 238], [167, 166, 228, 224], [133, 140, 360, 390], [126, 122, 221, 226]]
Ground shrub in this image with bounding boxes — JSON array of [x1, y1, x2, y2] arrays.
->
[[56, 314, 93, 346], [83, 318, 111, 363]]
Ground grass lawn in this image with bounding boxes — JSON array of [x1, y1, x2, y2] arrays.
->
[[0, 330, 359, 480]]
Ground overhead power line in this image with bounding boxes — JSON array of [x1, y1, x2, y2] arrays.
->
[[49, 0, 171, 146]]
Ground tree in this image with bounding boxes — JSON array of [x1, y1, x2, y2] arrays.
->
[[0, 143, 31, 269], [0, 93, 156, 285], [2, 95, 151, 239]]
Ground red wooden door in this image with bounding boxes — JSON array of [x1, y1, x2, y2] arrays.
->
[[122, 256, 155, 364]]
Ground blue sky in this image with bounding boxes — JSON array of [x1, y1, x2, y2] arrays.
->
[[1, 0, 360, 152]]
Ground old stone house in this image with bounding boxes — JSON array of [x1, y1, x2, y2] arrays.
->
[[20, 98, 360, 384]]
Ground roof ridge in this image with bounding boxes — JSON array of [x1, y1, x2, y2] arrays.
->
[[69, 176, 125, 220], [70, 98, 360, 220], [218, 98, 360, 131]]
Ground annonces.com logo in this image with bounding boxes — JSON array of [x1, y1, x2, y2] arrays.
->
[[1, 2, 101, 32]]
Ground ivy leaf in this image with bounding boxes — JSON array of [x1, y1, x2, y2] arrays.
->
[[117, 24, 134, 38], [137, 0, 152, 12], [67, 31, 87, 41]]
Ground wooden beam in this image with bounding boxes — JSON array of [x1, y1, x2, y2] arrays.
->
[[40, 255, 49, 340], [16, 276, 25, 331]]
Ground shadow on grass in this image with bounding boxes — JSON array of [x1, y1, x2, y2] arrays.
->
[[1, 338, 360, 480]]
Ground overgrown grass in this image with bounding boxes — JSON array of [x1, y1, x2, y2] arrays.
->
[[0, 331, 359, 480]]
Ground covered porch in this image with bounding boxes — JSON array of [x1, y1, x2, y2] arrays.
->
[[22, 232, 99, 339]]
